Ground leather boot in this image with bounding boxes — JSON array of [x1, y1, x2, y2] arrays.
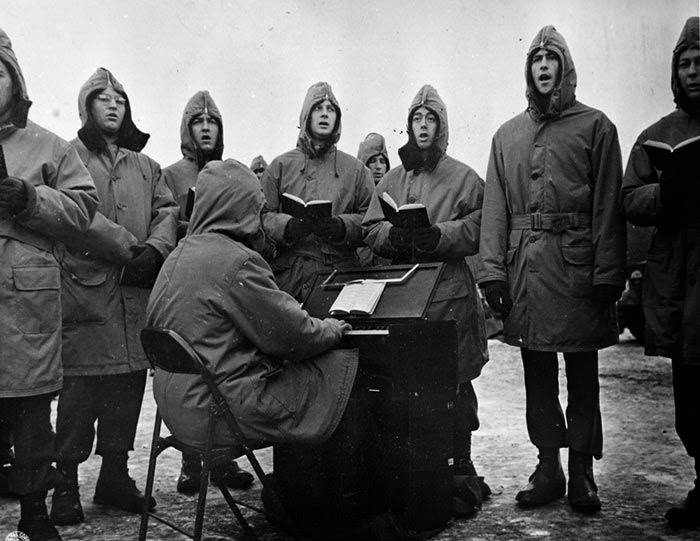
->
[[665, 460, 700, 528], [176, 453, 202, 495], [93, 452, 155, 514], [18, 492, 62, 541], [211, 459, 255, 490], [567, 450, 601, 514], [516, 448, 566, 508], [50, 462, 84, 525], [453, 457, 491, 518]]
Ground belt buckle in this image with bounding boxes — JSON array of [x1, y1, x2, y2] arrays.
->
[[551, 215, 569, 233], [530, 213, 543, 231]]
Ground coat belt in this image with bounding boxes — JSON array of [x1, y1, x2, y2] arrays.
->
[[510, 213, 592, 233]]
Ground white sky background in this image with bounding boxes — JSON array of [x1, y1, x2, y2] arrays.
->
[[3, 0, 698, 177]]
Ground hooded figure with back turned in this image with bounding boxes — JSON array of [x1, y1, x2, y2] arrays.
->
[[479, 26, 626, 514], [621, 16, 700, 529]]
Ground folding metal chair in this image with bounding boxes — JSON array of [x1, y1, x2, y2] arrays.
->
[[138, 327, 296, 541]]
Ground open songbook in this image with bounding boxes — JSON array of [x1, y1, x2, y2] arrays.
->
[[642, 135, 700, 172], [281, 192, 332, 222], [329, 280, 386, 316], [378, 192, 430, 229]]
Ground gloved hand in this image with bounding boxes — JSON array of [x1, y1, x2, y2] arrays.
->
[[413, 225, 441, 251], [592, 284, 623, 308], [0, 177, 28, 215], [284, 217, 314, 243], [481, 280, 513, 319], [388, 226, 413, 250], [316, 216, 346, 242], [121, 244, 164, 288]]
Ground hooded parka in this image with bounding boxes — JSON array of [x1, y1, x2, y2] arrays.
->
[[250, 155, 268, 174], [261, 82, 374, 299], [621, 17, 700, 364], [149, 160, 358, 447], [362, 85, 487, 382], [357, 132, 390, 172], [0, 29, 98, 397], [59, 68, 178, 376], [163, 90, 224, 220], [479, 26, 626, 352]]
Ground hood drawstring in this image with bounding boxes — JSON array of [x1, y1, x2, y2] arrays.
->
[[333, 148, 339, 178], [300, 153, 309, 175]]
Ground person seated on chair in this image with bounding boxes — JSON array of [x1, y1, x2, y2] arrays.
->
[[148, 160, 417, 538]]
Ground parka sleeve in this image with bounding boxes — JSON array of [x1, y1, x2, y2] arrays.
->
[[335, 165, 374, 246], [16, 144, 99, 242], [362, 177, 396, 258], [63, 212, 139, 264], [144, 159, 178, 260], [224, 253, 343, 361], [261, 160, 292, 244], [621, 130, 664, 226], [478, 136, 509, 284], [429, 169, 483, 259], [590, 119, 626, 287]]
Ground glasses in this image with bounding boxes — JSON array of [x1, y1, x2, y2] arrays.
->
[[95, 93, 126, 106]]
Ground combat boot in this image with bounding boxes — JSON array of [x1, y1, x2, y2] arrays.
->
[[93, 452, 155, 514], [567, 450, 601, 514], [50, 463, 84, 525], [17, 492, 62, 541], [176, 453, 202, 495], [453, 457, 491, 518], [516, 447, 566, 508], [211, 459, 255, 490]]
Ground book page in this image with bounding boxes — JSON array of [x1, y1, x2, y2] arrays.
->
[[329, 281, 386, 315], [380, 191, 399, 211], [282, 192, 306, 205]]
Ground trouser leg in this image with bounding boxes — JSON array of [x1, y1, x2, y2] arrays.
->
[[671, 356, 700, 459], [453, 381, 479, 469], [55, 375, 99, 464], [563, 351, 603, 459], [521, 348, 567, 449], [95, 370, 147, 456], [1, 394, 61, 495]]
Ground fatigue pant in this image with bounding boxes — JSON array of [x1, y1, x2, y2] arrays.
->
[[0, 393, 61, 495], [521, 349, 603, 459], [672, 356, 700, 458], [55, 370, 147, 463], [453, 381, 479, 460]]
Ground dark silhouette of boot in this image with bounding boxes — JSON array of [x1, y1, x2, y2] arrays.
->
[[567, 451, 601, 514], [453, 457, 491, 518], [93, 452, 155, 514], [176, 453, 201, 495], [516, 448, 566, 508], [50, 462, 84, 525], [211, 459, 255, 490], [18, 492, 62, 541]]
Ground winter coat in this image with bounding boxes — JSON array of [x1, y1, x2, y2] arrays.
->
[[59, 68, 178, 377], [261, 82, 375, 300], [479, 26, 626, 352], [0, 28, 98, 398], [163, 91, 224, 220], [357, 132, 390, 172], [621, 16, 700, 364], [362, 85, 487, 382], [149, 160, 358, 447]]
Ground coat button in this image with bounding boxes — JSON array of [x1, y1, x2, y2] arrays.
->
[[530, 236, 536, 243], [408, 196, 416, 203]]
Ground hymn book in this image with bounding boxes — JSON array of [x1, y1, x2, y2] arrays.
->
[[379, 192, 430, 230], [281, 193, 332, 222], [642, 135, 700, 172], [329, 281, 386, 316]]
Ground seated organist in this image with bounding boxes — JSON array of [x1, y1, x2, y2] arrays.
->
[[145, 159, 415, 538]]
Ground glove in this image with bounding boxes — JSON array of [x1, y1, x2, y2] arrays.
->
[[0, 177, 28, 215], [481, 280, 513, 320], [592, 284, 623, 308], [121, 244, 164, 288], [413, 225, 441, 251], [284, 217, 314, 243], [316, 216, 346, 242], [388, 226, 413, 250]]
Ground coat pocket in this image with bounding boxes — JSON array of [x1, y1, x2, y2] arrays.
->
[[12, 265, 61, 334], [60, 257, 118, 325], [561, 244, 594, 298]]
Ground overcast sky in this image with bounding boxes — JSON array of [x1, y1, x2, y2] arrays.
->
[[3, 0, 697, 176]]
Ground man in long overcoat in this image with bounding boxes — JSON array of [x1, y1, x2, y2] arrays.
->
[[621, 16, 700, 528], [0, 28, 98, 541], [479, 26, 626, 513]]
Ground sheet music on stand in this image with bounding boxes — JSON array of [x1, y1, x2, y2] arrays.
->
[[329, 281, 386, 316]]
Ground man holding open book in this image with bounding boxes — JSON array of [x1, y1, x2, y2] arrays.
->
[[362, 84, 490, 518], [621, 16, 700, 529]]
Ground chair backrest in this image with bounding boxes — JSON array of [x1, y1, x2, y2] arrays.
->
[[140, 327, 203, 375]]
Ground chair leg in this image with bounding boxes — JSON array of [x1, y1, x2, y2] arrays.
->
[[193, 458, 209, 541], [218, 484, 256, 538], [139, 411, 163, 541]]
